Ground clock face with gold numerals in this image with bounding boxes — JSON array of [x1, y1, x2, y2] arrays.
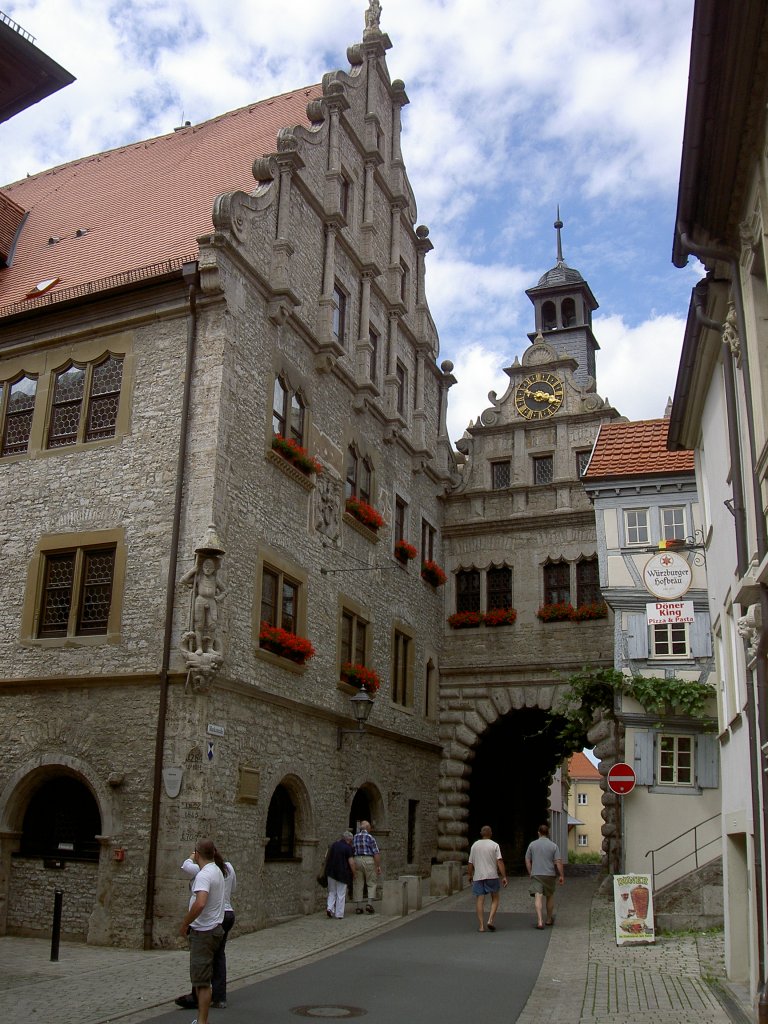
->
[[514, 372, 564, 420]]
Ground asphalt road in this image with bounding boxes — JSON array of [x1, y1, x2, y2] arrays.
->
[[149, 910, 551, 1024]]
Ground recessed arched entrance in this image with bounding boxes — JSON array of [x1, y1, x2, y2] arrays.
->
[[468, 708, 559, 873]]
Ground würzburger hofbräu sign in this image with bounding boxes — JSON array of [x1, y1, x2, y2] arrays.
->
[[642, 551, 692, 599]]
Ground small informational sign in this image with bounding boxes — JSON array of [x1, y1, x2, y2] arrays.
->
[[614, 873, 655, 945], [607, 762, 636, 795], [642, 551, 692, 599], [207, 724, 225, 737], [645, 601, 695, 626], [207, 741, 214, 761]]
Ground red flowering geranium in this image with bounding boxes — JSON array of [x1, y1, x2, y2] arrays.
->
[[421, 560, 447, 587], [345, 497, 385, 531], [483, 607, 518, 627], [259, 622, 316, 664], [536, 602, 576, 623], [271, 434, 323, 475], [571, 601, 609, 622], [394, 539, 417, 562], [340, 662, 381, 694], [447, 610, 483, 629]]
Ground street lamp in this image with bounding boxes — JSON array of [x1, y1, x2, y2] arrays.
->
[[337, 690, 375, 749]]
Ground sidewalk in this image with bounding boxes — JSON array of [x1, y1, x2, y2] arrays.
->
[[1, 876, 751, 1024]]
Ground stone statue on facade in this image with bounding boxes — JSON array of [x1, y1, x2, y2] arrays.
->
[[315, 471, 342, 545], [737, 602, 763, 663], [722, 302, 741, 366], [365, 0, 382, 32], [179, 525, 227, 692]]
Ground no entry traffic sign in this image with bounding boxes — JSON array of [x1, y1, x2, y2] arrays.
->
[[607, 762, 636, 795]]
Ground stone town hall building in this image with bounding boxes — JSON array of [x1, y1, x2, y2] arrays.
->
[[0, 6, 617, 947]]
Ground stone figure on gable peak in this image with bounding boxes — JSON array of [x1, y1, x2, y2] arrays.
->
[[365, 0, 382, 33]]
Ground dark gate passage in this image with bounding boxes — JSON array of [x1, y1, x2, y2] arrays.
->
[[468, 708, 559, 873]]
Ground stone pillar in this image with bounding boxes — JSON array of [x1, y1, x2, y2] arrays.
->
[[399, 874, 422, 911], [381, 878, 408, 916]]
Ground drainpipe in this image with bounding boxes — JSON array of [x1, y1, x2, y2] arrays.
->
[[678, 229, 768, 1009], [143, 260, 200, 949]]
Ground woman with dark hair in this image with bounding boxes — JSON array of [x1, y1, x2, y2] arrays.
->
[[175, 846, 237, 1009]]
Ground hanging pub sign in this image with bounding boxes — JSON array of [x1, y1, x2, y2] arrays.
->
[[642, 551, 692, 599], [645, 601, 695, 626], [613, 873, 655, 945]]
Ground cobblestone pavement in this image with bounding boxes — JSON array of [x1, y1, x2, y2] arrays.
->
[[1, 876, 750, 1024]]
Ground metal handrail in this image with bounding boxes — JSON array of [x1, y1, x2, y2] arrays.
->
[[645, 813, 721, 890]]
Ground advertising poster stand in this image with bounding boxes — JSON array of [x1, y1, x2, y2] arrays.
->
[[614, 873, 655, 945]]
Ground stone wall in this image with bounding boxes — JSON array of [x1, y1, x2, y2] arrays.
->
[[7, 858, 97, 939]]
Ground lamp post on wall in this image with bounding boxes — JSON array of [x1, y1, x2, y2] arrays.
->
[[337, 690, 375, 749]]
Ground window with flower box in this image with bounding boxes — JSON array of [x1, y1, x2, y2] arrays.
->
[[255, 550, 308, 661], [345, 446, 372, 503], [272, 374, 305, 445], [576, 558, 601, 606], [543, 561, 570, 606], [340, 608, 368, 669], [421, 518, 436, 562], [456, 569, 480, 613], [487, 566, 512, 610]]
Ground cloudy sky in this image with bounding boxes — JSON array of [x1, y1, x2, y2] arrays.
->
[[2, 0, 701, 442]]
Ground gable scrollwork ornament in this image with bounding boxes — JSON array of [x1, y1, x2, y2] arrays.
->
[[315, 471, 342, 546], [179, 524, 227, 693]]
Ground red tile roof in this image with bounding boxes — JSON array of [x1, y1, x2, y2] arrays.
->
[[583, 419, 694, 480], [0, 84, 322, 318], [568, 752, 601, 780]]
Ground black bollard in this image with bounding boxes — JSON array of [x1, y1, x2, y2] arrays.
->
[[50, 889, 63, 961]]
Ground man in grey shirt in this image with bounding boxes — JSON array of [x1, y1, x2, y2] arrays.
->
[[525, 823, 564, 929]]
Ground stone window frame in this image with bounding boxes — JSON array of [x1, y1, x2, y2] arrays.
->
[[576, 449, 591, 477], [344, 441, 374, 504], [491, 459, 511, 490], [421, 516, 436, 563], [455, 567, 481, 613], [46, 354, 124, 450], [391, 620, 415, 710], [542, 559, 571, 606], [254, 545, 308, 659], [20, 527, 127, 647], [532, 453, 554, 486], [487, 564, 513, 611], [332, 282, 348, 347], [0, 334, 134, 462], [575, 556, 602, 605]]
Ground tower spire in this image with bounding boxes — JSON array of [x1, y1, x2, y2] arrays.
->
[[554, 206, 564, 264]]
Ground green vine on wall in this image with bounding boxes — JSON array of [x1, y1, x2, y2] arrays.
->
[[554, 667, 715, 752]]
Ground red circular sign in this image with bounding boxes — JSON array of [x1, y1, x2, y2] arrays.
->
[[607, 762, 636, 795]]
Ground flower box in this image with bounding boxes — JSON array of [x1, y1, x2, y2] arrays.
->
[[536, 601, 608, 623], [345, 497, 385, 531], [536, 602, 576, 623], [421, 560, 447, 587], [447, 610, 483, 629], [340, 662, 381, 694], [483, 607, 518, 627], [570, 601, 609, 621], [259, 622, 316, 664], [271, 434, 323, 476], [394, 539, 417, 563]]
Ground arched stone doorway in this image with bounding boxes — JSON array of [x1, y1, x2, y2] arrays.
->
[[437, 683, 569, 867], [468, 709, 557, 873]]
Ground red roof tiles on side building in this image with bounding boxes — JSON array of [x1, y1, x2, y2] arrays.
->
[[0, 84, 322, 317], [568, 751, 601, 781], [583, 419, 694, 480]]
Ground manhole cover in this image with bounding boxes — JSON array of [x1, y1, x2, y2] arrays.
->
[[291, 1006, 366, 1019]]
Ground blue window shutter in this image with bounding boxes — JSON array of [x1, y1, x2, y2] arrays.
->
[[690, 612, 713, 657], [626, 613, 649, 660], [696, 733, 719, 789], [633, 729, 655, 785]]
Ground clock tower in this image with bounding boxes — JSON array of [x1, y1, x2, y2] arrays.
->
[[525, 213, 600, 389]]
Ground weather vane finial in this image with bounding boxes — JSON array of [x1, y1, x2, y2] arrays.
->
[[554, 206, 564, 263]]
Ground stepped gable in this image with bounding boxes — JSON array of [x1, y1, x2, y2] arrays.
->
[[584, 419, 694, 480], [0, 83, 322, 315]]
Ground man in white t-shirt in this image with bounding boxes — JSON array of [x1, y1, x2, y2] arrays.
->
[[467, 825, 508, 932], [178, 838, 225, 1024]]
